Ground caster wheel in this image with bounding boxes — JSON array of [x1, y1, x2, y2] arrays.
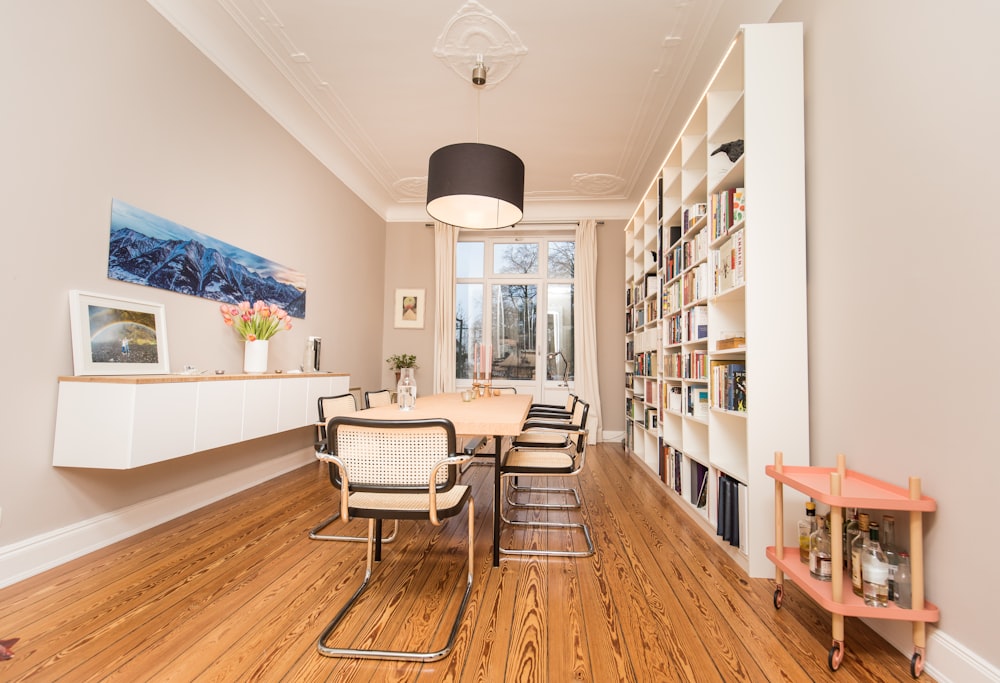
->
[[828, 642, 844, 671], [911, 652, 924, 678], [773, 586, 783, 609]]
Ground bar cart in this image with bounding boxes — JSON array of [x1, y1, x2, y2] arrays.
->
[[765, 452, 939, 678]]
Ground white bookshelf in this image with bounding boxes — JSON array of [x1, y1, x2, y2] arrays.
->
[[623, 22, 810, 577]]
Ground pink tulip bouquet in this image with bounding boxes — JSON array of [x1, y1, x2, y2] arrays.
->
[[220, 300, 292, 341]]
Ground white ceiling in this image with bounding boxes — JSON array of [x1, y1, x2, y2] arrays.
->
[[147, 0, 782, 223]]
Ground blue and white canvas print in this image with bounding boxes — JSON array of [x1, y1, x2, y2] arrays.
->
[[107, 198, 306, 318]]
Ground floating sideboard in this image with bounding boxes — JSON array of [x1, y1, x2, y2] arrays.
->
[[53, 372, 350, 469]]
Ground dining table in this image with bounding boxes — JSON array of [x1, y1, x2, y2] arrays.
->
[[359, 391, 532, 566]]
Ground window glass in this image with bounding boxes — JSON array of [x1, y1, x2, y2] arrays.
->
[[491, 283, 537, 381], [546, 283, 574, 382], [456, 242, 484, 278], [548, 241, 575, 279], [455, 283, 482, 380], [493, 242, 539, 274]]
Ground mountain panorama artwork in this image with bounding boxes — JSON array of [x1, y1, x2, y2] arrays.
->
[[107, 199, 306, 318]]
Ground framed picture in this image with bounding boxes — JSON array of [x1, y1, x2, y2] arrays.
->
[[68, 290, 170, 375], [393, 288, 425, 329]]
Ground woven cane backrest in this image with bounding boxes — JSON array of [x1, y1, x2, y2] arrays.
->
[[328, 417, 457, 493], [364, 389, 392, 408], [319, 393, 358, 422]]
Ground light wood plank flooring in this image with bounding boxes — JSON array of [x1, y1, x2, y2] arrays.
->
[[0, 443, 932, 682]]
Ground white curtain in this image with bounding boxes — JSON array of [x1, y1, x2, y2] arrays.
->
[[575, 219, 603, 444], [433, 222, 458, 394]]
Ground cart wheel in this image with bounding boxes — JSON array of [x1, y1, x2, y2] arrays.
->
[[910, 651, 924, 678], [828, 641, 844, 671], [773, 586, 784, 609]]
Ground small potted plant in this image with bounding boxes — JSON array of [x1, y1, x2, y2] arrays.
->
[[386, 353, 418, 384]]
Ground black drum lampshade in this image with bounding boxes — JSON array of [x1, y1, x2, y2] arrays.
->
[[426, 142, 524, 229]]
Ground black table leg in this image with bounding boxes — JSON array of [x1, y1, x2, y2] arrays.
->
[[493, 434, 502, 566]]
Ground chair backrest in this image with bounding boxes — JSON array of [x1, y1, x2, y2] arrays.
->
[[326, 416, 458, 493], [364, 389, 393, 408], [492, 386, 517, 394], [318, 393, 358, 422], [569, 399, 589, 430]]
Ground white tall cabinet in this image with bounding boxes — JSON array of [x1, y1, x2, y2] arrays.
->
[[624, 22, 809, 578]]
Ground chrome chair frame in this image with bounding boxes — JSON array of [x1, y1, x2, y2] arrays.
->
[[315, 416, 474, 661], [507, 401, 589, 510], [499, 426, 594, 557]]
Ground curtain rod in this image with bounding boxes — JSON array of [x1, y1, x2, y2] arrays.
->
[[423, 220, 604, 227]]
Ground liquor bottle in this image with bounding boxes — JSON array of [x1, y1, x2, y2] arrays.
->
[[895, 552, 912, 608], [843, 508, 860, 571], [808, 514, 833, 582], [798, 501, 817, 563], [862, 522, 889, 607], [851, 512, 870, 597], [881, 515, 899, 601]]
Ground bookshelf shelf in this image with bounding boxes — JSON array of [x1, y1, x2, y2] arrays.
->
[[767, 452, 938, 677], [624, 22, 808, 577]]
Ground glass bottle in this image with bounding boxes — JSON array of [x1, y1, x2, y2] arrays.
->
[[862, 522, 889, 607], [881, 515, 899, 601], [895, 552, 912, 608], [397, 368, 417, 411], [844, 508, 860, 571], [798, 501, 817, 563], [808, 514, 833, 581], [851, 512, 870, 597]]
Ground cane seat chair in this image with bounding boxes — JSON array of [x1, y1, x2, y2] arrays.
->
[[499, 424, 594, 557], [310, 393, 399, 544], [363, 388, 393, 408], [525, 393, 577, 420], [506, 400, 589, 510], [315, 416, 474, 661]]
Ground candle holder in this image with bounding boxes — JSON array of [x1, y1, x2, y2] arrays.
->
[[473, 380, 492, 397]]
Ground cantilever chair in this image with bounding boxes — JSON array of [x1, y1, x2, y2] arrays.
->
[[363, 388, 393, 408], [526, 393, 577, 420], [315, 416, 474, 661], [506, 400, 589, 510], [499, 423, 594, 557], [311, 393, 399, 544]]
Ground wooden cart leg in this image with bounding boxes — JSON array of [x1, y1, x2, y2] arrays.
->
[[828, 614, 845, 670], [774, 451, 784, 609]]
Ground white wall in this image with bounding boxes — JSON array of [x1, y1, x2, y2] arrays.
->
[[770, 1, 1000, 679], [0, 0, 385, 564]]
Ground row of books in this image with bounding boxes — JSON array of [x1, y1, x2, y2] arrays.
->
[[682, 262, 711, 305], [634, 350, 658, 378], [709, 187, 746, 241], [663, 350, 708, 380], [717, 473, 747, 551], [713, 228, 745, 294], [710, 360, 747, 412]]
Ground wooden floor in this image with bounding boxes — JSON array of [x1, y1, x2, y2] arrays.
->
[[0, 443, 931, 682]]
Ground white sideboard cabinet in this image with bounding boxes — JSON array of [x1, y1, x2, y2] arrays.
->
[[53, 372, 350, 469]]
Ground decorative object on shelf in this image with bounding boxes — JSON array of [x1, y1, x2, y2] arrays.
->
[[220, 300, 292, 374], [397, 367, 417, 410], [68, 290, 170, 376], [108, 198, 307, 318], [303, 336, 322, 372], [426, 56, 524, 230], [393, 288, 426, 329], [710, 138, 744, 163]]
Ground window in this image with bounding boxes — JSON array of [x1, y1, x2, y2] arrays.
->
[[456, 232, 574, 386]]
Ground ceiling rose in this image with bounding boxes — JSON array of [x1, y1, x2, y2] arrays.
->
[[433, 1, 527, 88]]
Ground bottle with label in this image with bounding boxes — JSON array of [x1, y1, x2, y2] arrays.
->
[[881, 515, 900, 601], [895, 552, 912, 608], [843, 507, 860, 571], [808, 514, 833, 581], [798, 501, 817, 563], [862, 522, 889, 607], [851, 512, 870, 596], [397, 368, 417, 410]]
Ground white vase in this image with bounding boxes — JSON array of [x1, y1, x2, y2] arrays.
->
[[244, 339, 269, 373]]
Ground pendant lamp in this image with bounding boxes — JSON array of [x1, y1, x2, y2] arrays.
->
[[426, 58, 524, 230]]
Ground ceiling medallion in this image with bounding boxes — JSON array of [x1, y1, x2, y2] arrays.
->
[[571, 173, 627, 196], [433, 1, 527, 88], [393, 177, 428, 199]]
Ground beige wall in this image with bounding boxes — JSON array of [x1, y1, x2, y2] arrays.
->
[[771, 0, 999, 675], [0, 1, 385, 547]]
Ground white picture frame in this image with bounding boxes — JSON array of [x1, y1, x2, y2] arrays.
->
[[68, 290, 170, 375], [393, 288, 425, 329]]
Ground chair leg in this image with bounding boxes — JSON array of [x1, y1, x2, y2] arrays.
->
[[499, 476, 594, 558], [506, 479, 582, 510], [317, 501, 476, 661], [309, 512, 399, 543]]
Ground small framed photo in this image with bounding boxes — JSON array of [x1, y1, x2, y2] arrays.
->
[[68, 290, 170, 375], [393, 288, 425, 329]]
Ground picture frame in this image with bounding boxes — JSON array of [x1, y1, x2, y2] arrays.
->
[[68, 290, 170, 375], [393, 288, 425, 329]]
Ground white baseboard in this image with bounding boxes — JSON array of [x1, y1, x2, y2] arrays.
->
[[864, 610, 999, 682], [0, 448, 315, 589], [602, 429, 625, 443]]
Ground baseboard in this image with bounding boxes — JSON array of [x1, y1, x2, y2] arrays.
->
[[865, 618, 1000, 683], [601, 429, 625, 443], [0, 448, 315, 589]]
